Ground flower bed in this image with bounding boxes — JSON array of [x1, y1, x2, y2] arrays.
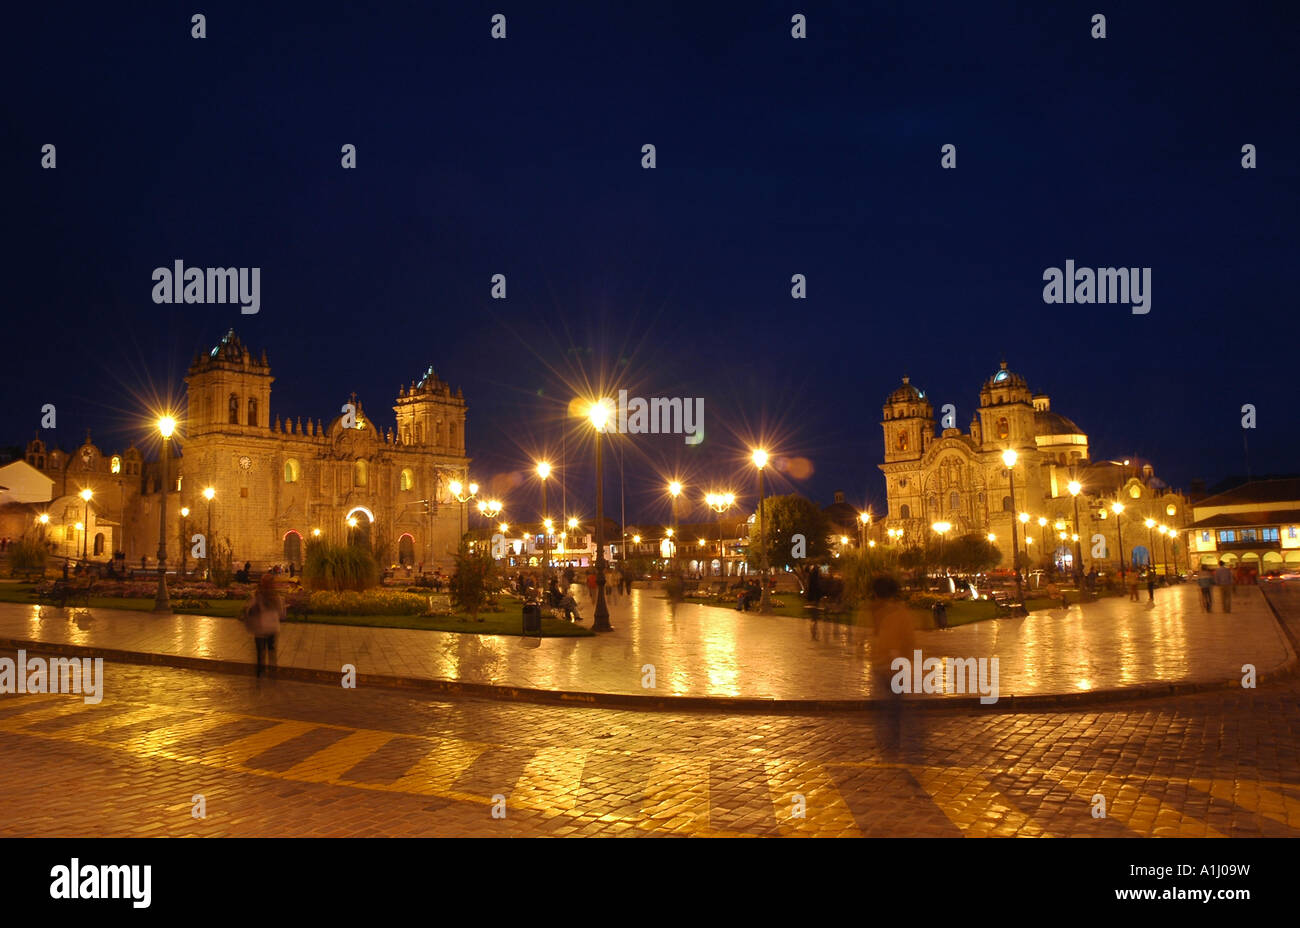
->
[[307, 590, 449, 616]]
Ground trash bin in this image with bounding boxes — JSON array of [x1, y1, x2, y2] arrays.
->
[[932, 601, 948, 629], [522, 603, 541, 634]]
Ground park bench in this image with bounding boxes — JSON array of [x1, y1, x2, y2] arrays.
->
[[35, 579, 95, 610], [285, 592, 311, 621]]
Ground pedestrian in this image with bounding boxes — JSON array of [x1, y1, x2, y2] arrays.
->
[[1126, 570, 1139, 602], [807, 566, 823, 612], [585, 570, 597, 600], [289, 562, 295, 579], [1196, 569, 1214, 611], [871, 574, 915, 752], [1146, 569, 1156, 603], [242, 573, 286, 679], [1214, 559, 1234, 612]]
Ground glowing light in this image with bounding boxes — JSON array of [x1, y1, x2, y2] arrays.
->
[[632, 535, 641, 544], [868, 540, 876, 548], [312, 528, 321, 537], [181, 507, 190, 517], [931, 521, 952, 535], [568, 517, 578, 530], [75, 522, 84, 531], [668, 481, 682, 498], [751, 448, 769, 469], [499, 522, 509, 533], [38, 514, 50, 525], [535, 462, 551, 480], [203, 487, 215, 501], [79, 488, 93, 502], [987, 533, 996, 542], [347, 517, 358, 528], [859, 511, 871, 524], [1068, 480, 1081, 496], [1144, 518, 1155, 529], [449, 479, 463, 496], [1019, 512, 1029, 524], [543, 519, 554, 532], [587, 399, 612, 431], [1111, 502, 1125, 515], [1001, 449, 1017, 468], [157, 416, 176, 438]]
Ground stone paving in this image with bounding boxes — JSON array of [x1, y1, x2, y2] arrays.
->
[[1, 649, 1297, 837], [0, 583, 1290, 701]]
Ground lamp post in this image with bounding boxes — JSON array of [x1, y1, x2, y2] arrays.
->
[[751, 448, 771, 614], [153, 416, 175, 614], [931, 521, 952, 575], [535, 462, 551, 582], [1003, 449, 1024, 603], [79, 488, 93, 561], [588, 400, 613, 631], [668, 481, 682, 578], [1036, 516, 1048, 570], [202, 486, 215, 579], [859, 510, 871, 550], [477, 498, 503, 545], [1111, 501, 1126, 578], [705, 492, 735, 577], [1158, 525, 1170, 579], [180, 506, 190, 578], [448, 478, 479, 542], [1068, 480, 1084, 583], [1144, 518, 1156, 575]]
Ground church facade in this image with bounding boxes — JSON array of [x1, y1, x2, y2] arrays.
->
[[19, 330, 472, 571], [879, 362, 1191, 574]]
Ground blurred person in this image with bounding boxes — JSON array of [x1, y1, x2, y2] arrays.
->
[[871, 574, 915, 753], [1196, 568, 1214, 611], [1214, 559, 1234, 612], [243, 573, 286, 679]]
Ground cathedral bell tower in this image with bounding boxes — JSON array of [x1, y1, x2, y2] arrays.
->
[[880, 376, 933, 463], [393, 365, 467, 452], [184, 330, 274, 435], [976, 362, 1034, 453]]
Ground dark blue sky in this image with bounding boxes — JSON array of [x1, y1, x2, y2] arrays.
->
[[6, 1, 1297, 524]]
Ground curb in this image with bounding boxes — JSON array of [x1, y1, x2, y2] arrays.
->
[[1, 624, 1295, 714]]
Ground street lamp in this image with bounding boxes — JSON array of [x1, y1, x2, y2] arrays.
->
[[535, 462, 551, 583], [79, 488, 93, 561], [1143, 518, 1157, 575], [931, 521, 952, 574], [588, 399, 614, 631], [201, 486, 216, 578], [705, 492, 735, 577], [1003, 449, 1024, 603], [751, 448, 771, 613], [448, 478, 479, 541], [1158, 525, 1171, 579], [859, 509, 871, 550], [153, 415, 176, 614], [1111, 501, 1126, 577], [1068, 479, 1084, 584], [667, 481, 682, 578], [180, 506, 190, 577]]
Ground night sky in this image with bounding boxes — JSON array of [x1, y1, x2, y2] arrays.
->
[[6, 1, 1297, 524]]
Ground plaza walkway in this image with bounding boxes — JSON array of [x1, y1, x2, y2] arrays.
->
[[0, 581, 1291, 706]]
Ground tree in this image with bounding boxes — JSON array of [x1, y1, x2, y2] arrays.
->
[[839, 548, 902, 608], [449, 540, 496, 622], [749, 494, 832, 592], [938, 533, 1002, 574]]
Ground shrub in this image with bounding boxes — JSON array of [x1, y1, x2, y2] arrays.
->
[[307, 590, 429, 615], [8, 537, 47, 575], [449, 542, 496, 621], [303, 540, 379, 592]]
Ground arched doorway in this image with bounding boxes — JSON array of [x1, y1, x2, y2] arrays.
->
[[398, 533, 415, 567], [283, 530, 302, 567], [345, 506, 374, 548], [1130, 545, 1151, 567]]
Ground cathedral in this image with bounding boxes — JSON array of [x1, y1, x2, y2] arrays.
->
[[879, 362, 1191, 573], [17, 330, 472, 571]]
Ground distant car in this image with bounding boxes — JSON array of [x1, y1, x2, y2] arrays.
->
[[1265, 569, 1300, 582]]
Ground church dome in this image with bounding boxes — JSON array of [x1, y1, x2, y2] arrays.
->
[[1034, 410, 1084, 437], [983, 361, 1027, 390], [886, 376, 926, 404]]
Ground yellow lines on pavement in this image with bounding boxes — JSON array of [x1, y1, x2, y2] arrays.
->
[[638, 754, 710, 835], [1044, 768, 1225, 837], [282, 730, 396, 784], [911, 765, 1056, 837], [0, 696, 94, 731], [765, 759, 862, 837], [1190, 778, 1300, 830], [387, 736, 491, 797], [510, 747, 587, 814], [206, 720, 318, 767]]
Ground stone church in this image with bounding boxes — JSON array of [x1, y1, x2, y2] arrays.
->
[[18, 330, 472, 571], [879, 362, 1191, 573]]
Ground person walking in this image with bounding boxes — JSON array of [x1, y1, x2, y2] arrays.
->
[[1196, 569, 1214, 612], [1127, 570, 1140, 602], [1146, 569, 1156, 603], [1214, 559, 1234, 613], [242, 573, 286, 679], [871, 575, 915, 752], [585, 570, 597, 601]]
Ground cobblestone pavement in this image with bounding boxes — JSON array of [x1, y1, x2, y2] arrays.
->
[[0, 582, 1289, 700], [2, 644, 1297, 837]]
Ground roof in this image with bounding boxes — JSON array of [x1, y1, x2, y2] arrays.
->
[[886, 376, 926, 404], [1195, 478, 1300, 509], [1192, 509, 1300, 529], [1034, 409, 1084, 437]]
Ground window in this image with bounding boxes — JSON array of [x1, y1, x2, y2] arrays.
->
[[1290, 527, 1298, 540], [400, 468, 415, 491], [110, 456, 121, 475], [449, 422, 458, 448], [899, 478, 908, 488], [1262, 528, 1279, 542], [996, 417, 1009, 439], [1218, 530, 1236, 543], [1201, 531, 1211, 543], [1128, 484, 1141, 499], [229, 394, 239, 424], [896, 430, 909, 451], [949, 491, 960, 510], [240, 487, 248, 498], [247, 397, 258, 427], [1239, 529, 1258, 542], [284, 459, 301, 483], [354, 460, 368, 487], [94, 533, 104, 556], [900, 504, 911, 520], [416, 423, 424, 444], [1002, 496, 1012, 512]]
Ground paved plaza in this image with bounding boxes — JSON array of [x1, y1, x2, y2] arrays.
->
[[0, 582, 1290, 703]]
